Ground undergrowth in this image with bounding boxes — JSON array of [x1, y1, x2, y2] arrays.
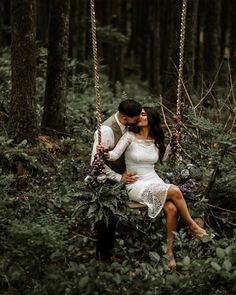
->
[[0, 48, 236, 294]]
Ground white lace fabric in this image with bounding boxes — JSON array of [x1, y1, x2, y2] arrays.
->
[[141, 183, 169, 218], [108, 132, 171, 218]]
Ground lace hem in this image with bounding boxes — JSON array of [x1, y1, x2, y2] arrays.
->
[[140, 183, 169, 218]]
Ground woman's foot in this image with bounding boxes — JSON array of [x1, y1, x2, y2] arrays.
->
[[166, 251, 176, 270], [167, 256, 176, 270], [190, 225, 207, 238]]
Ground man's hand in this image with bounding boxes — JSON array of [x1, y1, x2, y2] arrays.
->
[[96, 144, 109, 157], [121, 172, 137, 184]]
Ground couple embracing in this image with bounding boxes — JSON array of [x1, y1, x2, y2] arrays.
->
[[91, 99, 207, 269]]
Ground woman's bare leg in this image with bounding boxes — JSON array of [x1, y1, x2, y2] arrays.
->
[[167, 185, 207, 237], [163, 201, 178, 269]]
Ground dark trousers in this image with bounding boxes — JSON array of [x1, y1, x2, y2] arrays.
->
[[96, 217, 117, 261]]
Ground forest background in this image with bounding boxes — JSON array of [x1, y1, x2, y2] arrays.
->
[[0, 0, 236, 294]]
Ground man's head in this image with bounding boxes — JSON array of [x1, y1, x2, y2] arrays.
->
[[118, 99, 142, 126]]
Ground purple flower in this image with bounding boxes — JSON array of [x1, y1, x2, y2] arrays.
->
[[88, 155, 107, 182], [179, 179, 196, 195]]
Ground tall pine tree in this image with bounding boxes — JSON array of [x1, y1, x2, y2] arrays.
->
[[9, 0, 38, 143], [42, 0, 70, 136]]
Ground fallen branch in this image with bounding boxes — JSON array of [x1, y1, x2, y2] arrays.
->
[[206, 203, 236, 215]]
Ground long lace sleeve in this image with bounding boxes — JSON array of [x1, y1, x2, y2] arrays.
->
[[108, 132, 134, 161]]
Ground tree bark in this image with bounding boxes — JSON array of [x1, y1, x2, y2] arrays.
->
[[77, 0, 88, 62], [0, 1, 3, 47], [230, 0, 236, 81], [184, 0, 199, 95], [194, 0, 204, 90], [149, 0, 161, 94], [160, 0, 172, 90], [220, 0, 230, 60], [2, 0, 11, 46], [36, 0, 50, 45], [163, 0, 180, 103], [68, 0, 77, 59], [203, 0, 221, 85], [9, 0, 38, 143], [41, 0, 70, 136], [129, 0, 149, 80], [107, 0, 125, 88]]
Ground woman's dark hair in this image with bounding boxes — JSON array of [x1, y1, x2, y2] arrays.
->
[[144, 107, 165, 162], [129, 106, 166, 162], [118, 99, 142, 117]]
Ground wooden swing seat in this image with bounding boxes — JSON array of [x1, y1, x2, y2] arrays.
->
[[128, 201, 147, 210]]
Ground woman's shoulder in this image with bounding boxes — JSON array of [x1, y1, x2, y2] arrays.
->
[[125, 131, 136, 138], [122, 131, 136, 142]]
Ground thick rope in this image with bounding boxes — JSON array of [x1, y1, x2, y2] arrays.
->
[[174, 0, 187, 163], [90, 0, 102, 145], [176, 0, 187, 117]]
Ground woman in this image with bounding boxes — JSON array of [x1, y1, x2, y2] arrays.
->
[[98, 106, 207, 269]]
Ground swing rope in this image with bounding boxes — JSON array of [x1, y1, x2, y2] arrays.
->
[[90, 0, 188, 161], [173, 0, 187, 162], [90, 0, 102, 145], [176, 0, 187, 118]]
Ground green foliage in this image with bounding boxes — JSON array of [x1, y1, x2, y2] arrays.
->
[[97, 25, 129, 45], [0, 47, 235, 294], [72, 180, 129, 229], [0, 48, 11, 105]]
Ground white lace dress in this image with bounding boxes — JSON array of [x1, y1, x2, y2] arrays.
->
[[108, 132, 171, 218]]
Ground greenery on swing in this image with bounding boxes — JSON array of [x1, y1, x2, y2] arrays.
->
[[0, 46, 236, 294]]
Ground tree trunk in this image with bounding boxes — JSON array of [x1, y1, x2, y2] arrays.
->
[[194, 0, 205, 91], [220, 0, 230, 60], [218, 0, 231, 86], [95, 0, 109, 65], [41, 0, 70, 136], [68, 0, 77, 59], [160, 0, 172, 90], [203, 0, 221, 85], [163, 0, 180, 104], [69, 0, 88, 62], [230, 0, 236, 81], [0, 1, 3, 48], [184, 0, 199, 95], [77, 0, 88, 62], [36, 0, 50, 45], [129, 0, 149, 80], [9, 0, 38, 143], [149, 0, 161, 94], [2, 0, 11, 46], [107, 0, 125, 88]]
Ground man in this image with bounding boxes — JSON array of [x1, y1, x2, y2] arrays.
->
[[91, 99, 142, 261], [91, 99, 178, 267]]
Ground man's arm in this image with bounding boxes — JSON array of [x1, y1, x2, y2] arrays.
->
[[91, 126, 122, 182]]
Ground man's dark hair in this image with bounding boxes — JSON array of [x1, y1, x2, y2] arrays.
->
[[118, 99, 142, 117]]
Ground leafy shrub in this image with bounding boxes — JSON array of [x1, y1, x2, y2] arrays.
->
[[0, 47, 235, 294]]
